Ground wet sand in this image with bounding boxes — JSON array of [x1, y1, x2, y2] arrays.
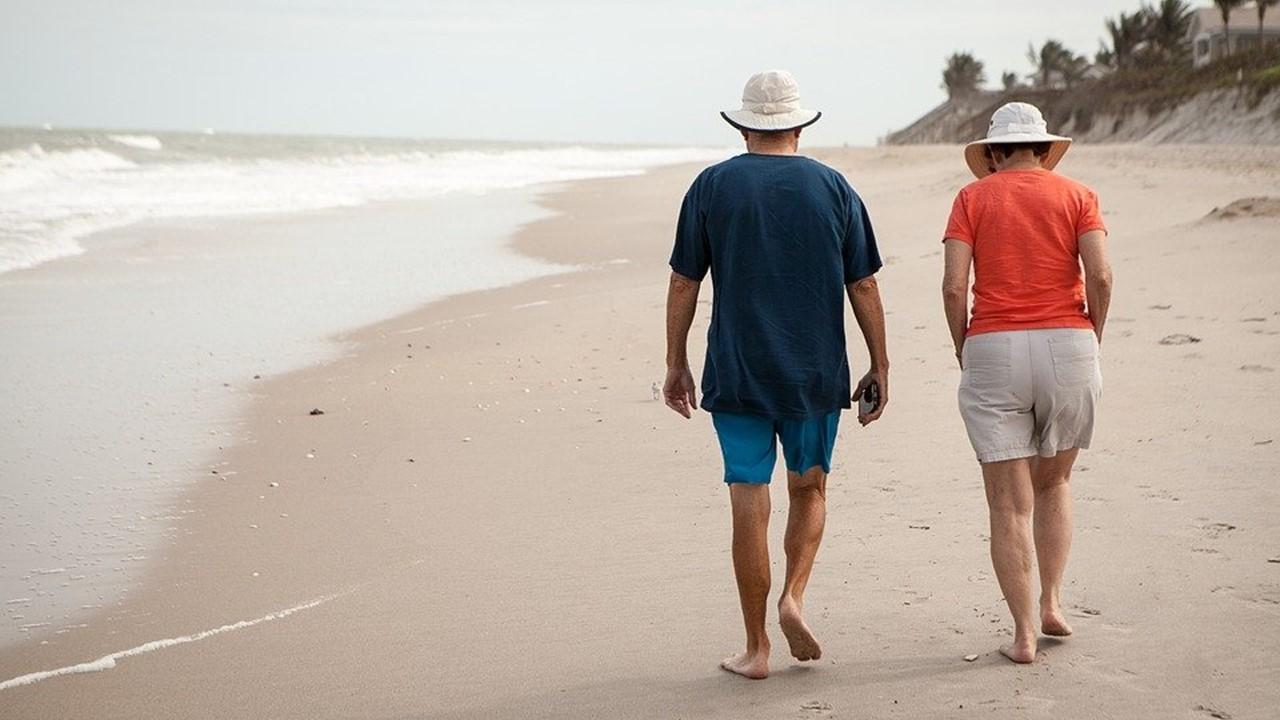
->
[[2, 145, 1279, 719]]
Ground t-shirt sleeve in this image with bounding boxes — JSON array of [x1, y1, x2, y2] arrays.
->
[[943, 190, 974, 245], [1076, 188, 1107, 237], [843, 191, 883, 284], [669, 178, 710, 281]]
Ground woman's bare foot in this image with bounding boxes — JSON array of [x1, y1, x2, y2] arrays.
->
[[1040, 606, 1074, 636], [778, 596, 822, 661], [720, 648, 770, 679], [999, 633, 1037, 664]]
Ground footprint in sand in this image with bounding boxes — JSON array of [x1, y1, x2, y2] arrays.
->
[[1239, 364, 1274, 373], [1070, 605, 1102, 618], [1194, 703, 1234, 719], [1201, 522, 1238, 539], [1159, 333, 1201, 346]]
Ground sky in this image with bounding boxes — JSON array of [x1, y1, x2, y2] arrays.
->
[[1, 0, 1166, 146]]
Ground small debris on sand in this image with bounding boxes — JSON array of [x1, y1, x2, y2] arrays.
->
[[908, 524, 931, 530], [1149, 304, 1172, 310], [268, 482, 279, 488], [1159, 334, 1201, 346], [309, 408, 325, 416], [800, 701, 831, 711], [963, 654, 979, 662], [462, 436, 472, 443]]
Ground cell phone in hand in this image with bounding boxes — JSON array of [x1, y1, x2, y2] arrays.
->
[[859, 382, 879, 416]]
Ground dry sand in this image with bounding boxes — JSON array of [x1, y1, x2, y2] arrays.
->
[[2, 145, 1279, 719]]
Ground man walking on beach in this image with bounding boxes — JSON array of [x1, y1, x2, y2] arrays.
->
[[942, 102, 1113, 664], [664, 70, 889, 679]]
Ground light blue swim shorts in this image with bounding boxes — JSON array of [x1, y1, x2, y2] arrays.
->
[[711, 411, 841, 484]]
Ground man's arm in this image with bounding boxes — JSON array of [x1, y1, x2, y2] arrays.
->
[[942, 239, 973, 366], [1078, 229, 1113, 343], [664, 271, 701, 418], [847, 275, 889, 426]]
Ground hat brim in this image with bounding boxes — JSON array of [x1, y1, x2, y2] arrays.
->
[[964, 133, 1072, 179], [721, 109, 821, 132]]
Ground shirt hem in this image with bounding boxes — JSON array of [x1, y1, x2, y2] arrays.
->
[[966, 319, 1095, 337], [703, 401, 849, 421]]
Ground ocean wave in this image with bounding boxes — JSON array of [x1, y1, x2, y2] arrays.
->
[[106, 134, 163, 151], [0, 141, 727, 275]]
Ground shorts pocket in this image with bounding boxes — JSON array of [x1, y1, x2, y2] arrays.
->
[[962, 335, 1012, 390], [1049, 334, 1099, 387]]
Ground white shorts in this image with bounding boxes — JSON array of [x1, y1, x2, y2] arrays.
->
[[958, 328, 1102, 464]]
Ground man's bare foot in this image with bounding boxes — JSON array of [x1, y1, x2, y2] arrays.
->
[[778, 596, 822, 661], [720, 649, 770, 679], [999, 635, 1037, 664], [1041, 607, 1073, 636]]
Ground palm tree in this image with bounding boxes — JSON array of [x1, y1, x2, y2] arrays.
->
[[1146, 0, 1194, 61], [942, 52, 986, 98], [1027, 40, 1070, 87], [1260, 0, 1280, 39], [1095, 44, 1115, 68], [1027, 40, 1085, 88], [1215, 0, 1246, 55], [1060, 53, 1091, 88], [1104, 10, 1149, 69]]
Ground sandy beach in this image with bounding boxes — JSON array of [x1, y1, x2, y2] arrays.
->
[[2, 144, 1279, 719]]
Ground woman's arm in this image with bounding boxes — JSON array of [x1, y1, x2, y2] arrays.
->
[[942, 239, 973, 367], [1078, 229, 1113, 343]]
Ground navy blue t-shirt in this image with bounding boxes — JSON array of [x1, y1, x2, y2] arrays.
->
[[669, 153, 882, 419]]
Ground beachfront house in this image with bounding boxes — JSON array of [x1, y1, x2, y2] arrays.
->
[[1189, 5, 1280, 67]]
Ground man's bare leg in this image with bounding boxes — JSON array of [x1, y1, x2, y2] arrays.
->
[[1031, 450, 1078, 637], [722, 483, 772, 679], [778, 466, 826, 661], [983, 458, 1038, 663]]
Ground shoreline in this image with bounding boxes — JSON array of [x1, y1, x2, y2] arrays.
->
[[0, 160, 706, 668], [0, 185, 569, 649], [3, 146, 1279, 719]]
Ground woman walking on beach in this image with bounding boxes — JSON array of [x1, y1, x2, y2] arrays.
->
[[941, 102, 1114, 664]]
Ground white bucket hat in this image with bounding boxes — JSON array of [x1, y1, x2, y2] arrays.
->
[[721, 70, 821, 132], [964, 102, 1072, 179]]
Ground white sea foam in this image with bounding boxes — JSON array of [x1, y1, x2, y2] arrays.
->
[[0, 593, 336, 691], [0, 139, 725, 275], [106, 134, 163, 151]]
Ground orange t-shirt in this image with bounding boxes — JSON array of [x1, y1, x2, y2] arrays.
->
[[944, 168, 1106, 337]]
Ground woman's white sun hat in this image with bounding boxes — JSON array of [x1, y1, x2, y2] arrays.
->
[[964, 102, 1072, 179], [721, 70, 822, 132]]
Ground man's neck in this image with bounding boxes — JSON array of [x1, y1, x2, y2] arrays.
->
[[995, 154, 1042, 172], [745, 139, 798, 156]]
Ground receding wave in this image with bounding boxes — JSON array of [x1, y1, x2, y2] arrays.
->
[[0, 131, 726, 275]]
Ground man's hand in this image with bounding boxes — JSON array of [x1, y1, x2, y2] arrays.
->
[[853, 367, 888, 426], [664, 365, 698, 419]]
